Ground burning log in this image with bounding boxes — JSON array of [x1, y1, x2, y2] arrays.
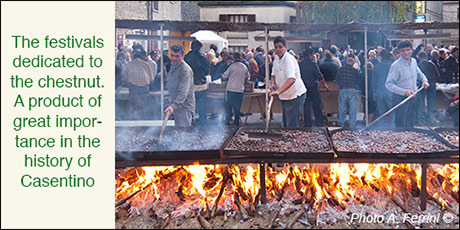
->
[[198, 214, 212, 229], [176, 176, 187, 202], [160, 214, 171, 229], [116, 182, 153, 207], [445, 183, 459, 203], [275, 181, 289, 201], [430, 168, 459, 203], [234, 192, 249, 221], [211, 169, 230, 218], [314, 195, 326, 226]]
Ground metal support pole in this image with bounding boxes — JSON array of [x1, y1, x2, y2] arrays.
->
[[364, 27, 369, 126], [264, 27, 270, 120], [259, 163, 267, 204], [160, 24, 164, 120], [420, 163, 427, 211]]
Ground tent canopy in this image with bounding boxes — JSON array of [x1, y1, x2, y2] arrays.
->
[[191, 30, 228, 52]]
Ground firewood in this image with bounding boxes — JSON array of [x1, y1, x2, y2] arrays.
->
[[176, 176, 187, 202], [211, 174, 230, 218], [205, 198, 211, 219], [160, 214, 171, 229], [248, 198, 257, 217], [286, 209, 305, 229], [234, 193, 249, 221], [237, 186, 249, 201], [428, 195, 459, 216], [443, 182, 459, 203], [266, 208, 279, 229], [276, 181, 289, 201], [391, 194, 408, 213], [198, 214, 212, 229], [314, 195, 326, 226], [223, 211, 228, 222], [116, 182, 153, 207]]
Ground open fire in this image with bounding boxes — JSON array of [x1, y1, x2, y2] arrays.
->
[[116, 163, 459, 229]]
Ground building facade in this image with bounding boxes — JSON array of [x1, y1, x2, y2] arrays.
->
[[115, 1, 199, 52], [199, 1, 297, 52], [442, 1, 459, 46]]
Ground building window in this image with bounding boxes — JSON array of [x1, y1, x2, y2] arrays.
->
[[219, 14, 255, 23], [289, 16, 296, 23], [229, 46, 248, 53], [153, 1, 159, 11]]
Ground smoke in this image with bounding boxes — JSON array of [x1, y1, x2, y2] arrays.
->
[[115, 124, 232, 160]]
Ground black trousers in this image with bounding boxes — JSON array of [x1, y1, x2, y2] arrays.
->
[[392, 93, 416, 128], [303, 85, 324, 127]]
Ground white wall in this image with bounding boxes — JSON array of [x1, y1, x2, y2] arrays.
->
[[201, 5, 296, 51]]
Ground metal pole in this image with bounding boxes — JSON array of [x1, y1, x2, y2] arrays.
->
[[264, 27, 269, 121], [420, 163, 427, 211], [364, 27, 369, 126], [160, 24, 164, 120], [259, 163, 267, 204]]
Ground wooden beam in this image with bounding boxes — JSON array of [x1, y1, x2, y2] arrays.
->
[[254, 36, 322, 42], [125, 34, 196, 41], [387, 33, 451, 40]]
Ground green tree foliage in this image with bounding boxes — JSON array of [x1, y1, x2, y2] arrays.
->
[[296, 1, 416, 24]]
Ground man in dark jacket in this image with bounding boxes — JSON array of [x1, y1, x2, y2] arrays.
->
[[319, 50, 339, 81], [299, 48, 329, 127], [254, 47, 266, 86], [444, 47, 459, 83], [184, 40, 210, 125], [372, 49, 394, 127], [416, 51, 440, 125]]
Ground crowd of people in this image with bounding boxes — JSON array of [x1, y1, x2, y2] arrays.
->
[[115, 37, 459, 129]]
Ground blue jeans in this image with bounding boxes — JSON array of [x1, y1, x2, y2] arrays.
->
[[303, 85, 324, 127], [281, 93, 306, 128], [225, 91, 243, 126], [194, 89, 208, 125], [416, 83, 436, 123], [392, 93, 416, 128], [338, 89, 357, 128], [375, 91, 395, 128]]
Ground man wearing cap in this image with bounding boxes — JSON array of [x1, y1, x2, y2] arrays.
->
[[122, 48, 154, 119], [269, 36, 307, 128], [165, 44, 195, 127]]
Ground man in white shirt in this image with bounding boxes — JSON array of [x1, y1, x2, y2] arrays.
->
[[269, 36, 307, 128]]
